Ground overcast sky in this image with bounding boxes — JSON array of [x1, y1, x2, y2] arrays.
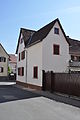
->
[[0, 0, 80, 54]]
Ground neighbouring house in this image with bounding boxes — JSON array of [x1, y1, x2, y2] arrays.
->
[[67, 37, 80, 73], [16, 18, 70, 89], [0, 43, 9, 76], [9, 54, 17, 74]]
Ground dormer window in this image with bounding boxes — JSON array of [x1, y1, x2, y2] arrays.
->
[[54, 27, 59, 34]]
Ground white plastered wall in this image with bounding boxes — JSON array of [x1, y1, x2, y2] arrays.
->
[[42, 21, 70, 73], [0, 45, 9, 76], [27, 42, 42, 86], [17, 34, 27, 83]]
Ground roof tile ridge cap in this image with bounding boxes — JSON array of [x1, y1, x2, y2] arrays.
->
[[21, 28, 36, 32], [36, 18, 58, 32]]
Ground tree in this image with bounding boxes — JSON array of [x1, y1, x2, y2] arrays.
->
[[8, 66, 11, 74]]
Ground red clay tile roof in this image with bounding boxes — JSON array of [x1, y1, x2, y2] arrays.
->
[[67, 37, 80, 54], [9, 54, 17, 63]]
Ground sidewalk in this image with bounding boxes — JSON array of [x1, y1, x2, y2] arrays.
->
[[34, 90, 80, 108], [0, 82, 16, 85], [16, 84, 80, 108]]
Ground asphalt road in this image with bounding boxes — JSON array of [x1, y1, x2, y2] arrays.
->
[[0, 85, 80, 120], [0, 85, 41, 103]]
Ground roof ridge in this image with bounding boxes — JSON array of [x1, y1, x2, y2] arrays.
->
[[27, 18, 69, 47], [9, 54, 16, 56], [0, 43, 9, 56], [21, 28, 36, 32], [36, 18, 59, 33], [67, 37, 80, 42]]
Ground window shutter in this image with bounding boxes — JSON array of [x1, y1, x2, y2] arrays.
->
[[1, 67, 3, 72], [21, 51, 25, 60], [19, 53, 20, 61], [0, 57, 1, 62], [22, 67, 24, 76], [4, 57, 6, 62], [0, 67, 3, 73], [18, 68, 20, 75]]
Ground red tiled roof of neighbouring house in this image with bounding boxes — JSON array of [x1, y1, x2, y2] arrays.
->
[[9, 54, 17, 63], [67, 37, 80, 54]]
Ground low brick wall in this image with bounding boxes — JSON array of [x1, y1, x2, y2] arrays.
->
[[16, 81, 42, 90]]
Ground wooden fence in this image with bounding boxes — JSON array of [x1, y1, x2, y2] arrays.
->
[[42, 70, 80, 97]]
